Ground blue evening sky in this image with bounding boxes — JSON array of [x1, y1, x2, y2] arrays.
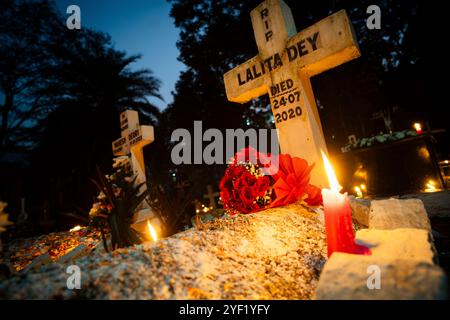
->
[[56, 0, 185, 110]]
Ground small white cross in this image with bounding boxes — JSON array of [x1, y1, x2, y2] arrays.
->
[[112, 110, 157, 230]]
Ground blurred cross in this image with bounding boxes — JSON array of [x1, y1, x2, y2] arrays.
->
[[203, 185, 219, 209]]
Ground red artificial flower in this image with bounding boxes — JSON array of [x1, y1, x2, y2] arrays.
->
[[220, 148, 321, 215], [304, 184, 323, 206], [255, 176, 270, 196], [240, 187, 254, 203], [219, 157, 271, 214], [270, 154, 314, 208]]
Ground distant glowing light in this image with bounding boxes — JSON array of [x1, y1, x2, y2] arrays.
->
[[146, 220, 158, 242], [354, 186, 363, 198], [360, 184, 366, 191], [70, 225, 82, 232], [425, 179, 437, 192], [414, 122, 423, 134]]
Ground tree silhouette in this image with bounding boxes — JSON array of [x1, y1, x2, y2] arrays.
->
[[30, 30, 163, 221], [0, 0, 64, 155], [0, 0, 163, 228]]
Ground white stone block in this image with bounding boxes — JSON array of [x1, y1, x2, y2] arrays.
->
[[315, 253, 447, 300], [369, 198, 431, 230], [356, 228, 435, 264], [315, 228, 447, 299]]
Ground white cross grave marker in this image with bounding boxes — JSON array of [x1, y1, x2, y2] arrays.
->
[[112, 110, 157, 231], [223, 0, 361, 187]]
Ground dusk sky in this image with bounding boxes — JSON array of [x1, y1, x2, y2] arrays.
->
[[56, 0, 185, 110]]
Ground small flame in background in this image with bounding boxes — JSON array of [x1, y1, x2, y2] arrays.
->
[[70, 225, 82, 232], [321, 151, 341, 192], [354, 186, 363, 198], [353, 184, 366, 198], [147, 220, 158, 242], [414, 122, 422, 134], [425, 179, 437, 192]]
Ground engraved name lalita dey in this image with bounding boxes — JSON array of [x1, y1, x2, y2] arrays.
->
[[235, 31, 320, 86]]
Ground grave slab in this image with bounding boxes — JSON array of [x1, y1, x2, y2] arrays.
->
[[315, 253, 447, 300], [315, 227, 447, 299], [355, 228, 435, 264], [369, 198, 431, 230]]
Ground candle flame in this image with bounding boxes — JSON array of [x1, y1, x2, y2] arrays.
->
[[321, 151, 341, 192], [146, 220, 158, 242]]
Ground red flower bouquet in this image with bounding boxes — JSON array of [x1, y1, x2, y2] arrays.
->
[[219, 147, 322, 215]]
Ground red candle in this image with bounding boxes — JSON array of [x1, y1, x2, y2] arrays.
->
[[321, 152, 370, 257]]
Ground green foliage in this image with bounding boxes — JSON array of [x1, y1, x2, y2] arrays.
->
[[342, 129, 418, 152], [90, 159, 147, 250], [146, 183, 193, 237]]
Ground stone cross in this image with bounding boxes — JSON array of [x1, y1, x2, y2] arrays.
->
[[203, 185, 219, 209], [223, 0, 360, 187], [112, 110, 156, 229]]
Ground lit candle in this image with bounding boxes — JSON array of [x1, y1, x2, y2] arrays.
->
[[321, 151, 370, 257]]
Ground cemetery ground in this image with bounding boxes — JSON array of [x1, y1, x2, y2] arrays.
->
[[0, 192, 449, 300]]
